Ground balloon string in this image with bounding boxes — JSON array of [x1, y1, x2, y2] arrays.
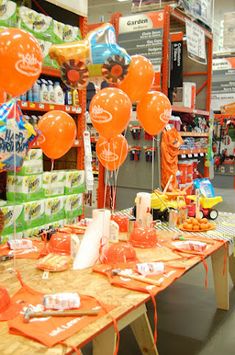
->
[[13, 101, 17, 270], [151, 136, 155, 192], [51, 159, 54, 172]]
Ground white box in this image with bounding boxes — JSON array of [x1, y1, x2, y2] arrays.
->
[[183, 82, 196, 109]]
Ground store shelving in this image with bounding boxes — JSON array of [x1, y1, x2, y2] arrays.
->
[[172, 106, 210, 116], [179, 132, 209, 137], [41, 66, 60, 77], [178, 149, 207, 157], [19, 101, 82, 114]]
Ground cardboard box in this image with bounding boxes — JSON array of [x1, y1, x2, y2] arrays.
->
[[183, 82, 196, 109], [23, 200, 45, 229], [44, 196, 65, 223], [1, 203, 24, 235], [7, 174, 43, 202], [64, 170, 85, 195]]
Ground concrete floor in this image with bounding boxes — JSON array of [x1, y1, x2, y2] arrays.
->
[[83, 185, 235, 355]]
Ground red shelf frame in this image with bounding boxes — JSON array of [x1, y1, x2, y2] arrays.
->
[[172, 106, 210, 116]]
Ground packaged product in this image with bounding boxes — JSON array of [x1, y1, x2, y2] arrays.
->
[[7, 174, 43, 202], [23, 225, 45, 238], [19, 6, 53, 41], [36, 38, 58, 68], [0, 0, 17, 27], [0, 232, 23, 245], [64, 170, 85, 194], [44, 196, 65, 223], [11, 159, 43, 176], [43, 171, 65, 197], [52, 19, 81, 44], [23, 200, 45, 229], [64, 194, 83, 219], [24, 149, 43, 161], [1, 203, 24, 235]]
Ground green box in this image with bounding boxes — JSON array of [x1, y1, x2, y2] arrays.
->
[[23, 224, 46, 238], [1, 203, 24, 235], [64, 193, 83, 219], [18, 6, 53, 41], [23, 200, 45, 229], [24, 149, 43, 161], [64, 170, 85, 195], [12, 160, 43, 176], [7, 174, 43, 202], [44, 196, 65, 223], [0, 1, 17, 27], [52, 19, 82, 44], [43, 171, 65, 197]]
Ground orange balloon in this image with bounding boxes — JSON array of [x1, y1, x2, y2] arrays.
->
[[0, 88, 6, 104], [118, 55, 154, 103], [90, 88, 131, 139], [96, 135, 128, 171], [137, 91, 172, 136], [0, 28, 43, 98], [38, 110, 77, 160]]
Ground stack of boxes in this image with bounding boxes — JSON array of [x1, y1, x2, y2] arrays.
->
[[0, 149, 85, 244]]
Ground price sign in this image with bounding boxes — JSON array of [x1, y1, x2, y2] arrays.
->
[[39, 103, 44, 109], [188, 154, 193, 158], [186, 19, 207, 65]]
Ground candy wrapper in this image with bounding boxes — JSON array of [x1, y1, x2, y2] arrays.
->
[[0, 100, 38, 172]]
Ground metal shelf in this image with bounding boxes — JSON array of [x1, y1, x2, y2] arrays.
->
[[41, 66, 60, 77], [179, 132, 209, 137], [178, 148, 207, 157], [19, 101, 82, 114], [172, 106, 210, 116]]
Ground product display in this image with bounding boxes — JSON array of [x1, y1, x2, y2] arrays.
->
[[0, 1, 234, 354]]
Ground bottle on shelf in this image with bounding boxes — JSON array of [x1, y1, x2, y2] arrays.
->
[[32, 79, 41, 102], [54, 81, 64, 104], [27, 87, 33, 102], [72, 89, 79, 106], [40, 79, 49, 103], [65, 88, 72, 105], [48, 80, 55, 103], [20, 91, 27, 102]]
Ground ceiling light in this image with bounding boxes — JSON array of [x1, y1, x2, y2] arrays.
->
[[116, 0, 130, 2]]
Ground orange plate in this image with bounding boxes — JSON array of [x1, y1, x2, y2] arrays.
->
[[179, 224, 216, 232]]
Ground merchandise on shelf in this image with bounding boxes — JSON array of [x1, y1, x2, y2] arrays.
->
[[43, 171, 65, 197], [19, 6, 53, 41], [64, 194, 83, 219], [44, 196, 65, 223], [64, 170, 85, 194], [6, 174, 43, 202], [1, 203, 24, 235], [52, 19, 82, 44], [0, 0, 17, 27], [23, 200, 45, 229]]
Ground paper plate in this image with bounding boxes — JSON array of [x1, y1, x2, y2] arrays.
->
[[179, 224, 216, 232]]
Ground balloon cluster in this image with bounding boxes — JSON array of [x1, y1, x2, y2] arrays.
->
[[0, 28, 76, 162], [89, 55, 172, 171]]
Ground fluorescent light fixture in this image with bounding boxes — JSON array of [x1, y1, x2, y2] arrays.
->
[[117, 0, 130, 2]]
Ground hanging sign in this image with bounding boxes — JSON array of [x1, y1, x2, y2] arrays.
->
[[118, 11, 164, 89], [185, 19, 207, 65]]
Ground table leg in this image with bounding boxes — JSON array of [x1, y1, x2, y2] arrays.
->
[[93, 303, 158, 355], [93, 326, 116, 355], [229, 254, 235, 286], [130, 312, 159, 355], [211, 245, 229, 310]]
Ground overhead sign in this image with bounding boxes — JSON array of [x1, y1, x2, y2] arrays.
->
[[212, 57, 235, 111], [186, 19, 207, 65], [118, 11, 164, 73], [45, 0, 87, 17]]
